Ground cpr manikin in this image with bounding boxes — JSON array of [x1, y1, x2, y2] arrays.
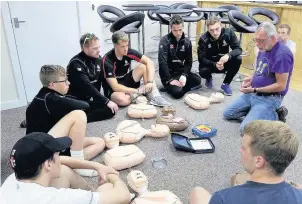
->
[[127, 170, 182, 204], [115, 120, 170, 144], [103, 121, 170, 170], [103, 132, 146, 171], [128, 96, 157, 119], [208, 92, 224, 103], [156, 106, 189, 132], [185, 93, 210, 110], [185, 92, 224, 110]]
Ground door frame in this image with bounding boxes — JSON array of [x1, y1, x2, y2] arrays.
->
[[1, 1, 27, 110], [1, 1, 86, 110]]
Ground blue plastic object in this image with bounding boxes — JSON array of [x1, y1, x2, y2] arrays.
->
[[192, 124, 217, 138]]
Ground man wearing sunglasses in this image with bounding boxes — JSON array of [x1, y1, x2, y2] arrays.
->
[[224, 22, 294, 134], [67, 33, 119, 119], [198, 16, 242, 96], [102, 30, 171, 107]]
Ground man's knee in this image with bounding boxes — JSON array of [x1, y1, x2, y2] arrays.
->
[[223, 107, 235, 120], [138, 63, 147, 72], [96, 138, 105, 149], [69, 110, 87, 123], [134, 63, 147, 77], [190, 187, 211, 204], [111, 93, 131, 106], [230, 55, 242, 65], [198, 67, 211, 78], [190, 74, 202, 86], [167, 86, 184, 99]]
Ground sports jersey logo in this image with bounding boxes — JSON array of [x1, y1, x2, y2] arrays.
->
[[222, 40, 228, 46], [170, 44, 174, 49], [208, 44, 211, 48], [108, 72, 112, 76], [124, 60, 129, 66], [97, 65, 101, 71], [180, 45, 185, 51], [77, 68, 82, 71]]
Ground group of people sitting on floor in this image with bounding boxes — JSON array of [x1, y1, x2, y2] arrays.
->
[[1, 14, 300, 204]]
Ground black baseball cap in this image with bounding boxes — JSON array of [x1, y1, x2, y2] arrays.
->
[[9, 132, 72, 172]]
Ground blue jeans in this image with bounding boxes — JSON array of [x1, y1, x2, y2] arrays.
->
[[223, 93, 282, 134]]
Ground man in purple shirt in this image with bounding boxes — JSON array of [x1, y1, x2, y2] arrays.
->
[[223, 22, 294, 134]]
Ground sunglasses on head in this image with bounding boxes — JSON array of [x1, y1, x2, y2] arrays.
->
[[82, 33, 96, 46]]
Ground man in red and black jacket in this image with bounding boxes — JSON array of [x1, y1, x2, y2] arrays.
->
[[102, 30, 171, 107], [67, 33, 118, 121], [158, 15, 202, 99]]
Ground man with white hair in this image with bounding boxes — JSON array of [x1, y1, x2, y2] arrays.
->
[[223, 22, 294, 134]]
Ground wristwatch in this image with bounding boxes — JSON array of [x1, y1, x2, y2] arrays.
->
[[254, 88, 257, 93], [147, 81, 153, 84]]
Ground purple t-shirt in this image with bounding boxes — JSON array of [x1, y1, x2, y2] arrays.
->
[[252, 41, 294, 95]]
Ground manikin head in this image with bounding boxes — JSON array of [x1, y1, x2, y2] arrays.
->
[[127, 170, 148, 194]]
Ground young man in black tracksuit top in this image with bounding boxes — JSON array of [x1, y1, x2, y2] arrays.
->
[[26, 65, 110, 177], [158, 15, 201, 99], [198, 16, 242, 96], [67, 33, 118, 121]]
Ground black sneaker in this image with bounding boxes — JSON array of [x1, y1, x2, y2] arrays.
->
[[159, 86, 167, 92], [20, 120, 27, 128], [277, 106, 288, 123]]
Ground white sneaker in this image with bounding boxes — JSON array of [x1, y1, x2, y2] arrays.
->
[[149, 96, 172, 107]]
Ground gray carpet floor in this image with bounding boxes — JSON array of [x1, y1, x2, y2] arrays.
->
[[1, 62, 302, 203]]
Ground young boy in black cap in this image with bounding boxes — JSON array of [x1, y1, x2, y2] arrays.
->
[[1, 132, 130, 204]]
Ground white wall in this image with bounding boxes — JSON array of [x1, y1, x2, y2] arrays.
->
[[1, 16, 19, 106]]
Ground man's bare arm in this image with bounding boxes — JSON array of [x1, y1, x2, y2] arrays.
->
[[256, 73, 289, 93], [97, 174, 131, 204]]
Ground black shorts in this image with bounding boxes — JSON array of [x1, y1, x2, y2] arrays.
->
[[105, 70, 140, 98]]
